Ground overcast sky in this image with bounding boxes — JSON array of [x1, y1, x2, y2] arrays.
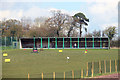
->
[[0, 0, 119, 34]]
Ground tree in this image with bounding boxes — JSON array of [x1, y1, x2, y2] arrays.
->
[[34, 17, 47, 27], [1, 19, 23, 37], [70, 28, 79, 37], [0, 20, 6, 37], [45, 10, 69, 37], [102, 31, 105, 37], [84, 32, 93, 37], [67, 26, 73, 37], [73, 12, 89, 37], [110, 40, 118, 47], [92, 30, 101, 37], [28, 24, 57, 37], [60, 16, 79, 37], [66, 16, 76, 37], [5, 24, 23, 37], [104, 26, 117, 40], [21, 17, 33, 37], [61, 16, 74, 37], [21, 17, 32, 31]]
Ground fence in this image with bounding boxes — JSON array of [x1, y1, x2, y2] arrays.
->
[[1, 37, 19, 50], [27, 59, 119, 79]]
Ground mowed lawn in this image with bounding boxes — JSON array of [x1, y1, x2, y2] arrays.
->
[[2, 49, 118, 78]]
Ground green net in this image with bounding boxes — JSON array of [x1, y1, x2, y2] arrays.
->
[[55, 72, 63, 78], [2, 37, 19, 50], [83, 69, 86, 78], [43, 72, 53, 78], [30, 73, 42, 78], [117, 59, 120, 72], [111, 60, 115, 72], [101, 60, 104, 73], [106, 60, 110, 73], [6, 37, 12, 46], [65, 71, 72, 78], [88, 62, 92, 77], [74, 70, 81, 78], [94, 62, 99, 74], [2, 37, 5, 50]]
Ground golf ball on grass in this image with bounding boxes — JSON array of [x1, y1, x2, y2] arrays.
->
[[67, 56, 69, 59]]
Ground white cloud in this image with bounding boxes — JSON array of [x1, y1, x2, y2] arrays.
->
[[88, 0, 118, 30], [0, 6, 80, 21], [0, 2, 15, 10], [0, 7, 51, 21], [0, 10, 24, 20], [23, 6, 51, 18], [89, 1, 118, 14], [17, 10, 23, 18], [0, 10, 10, 18]]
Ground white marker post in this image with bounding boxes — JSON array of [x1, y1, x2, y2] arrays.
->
[[67, 56, 70, 63]]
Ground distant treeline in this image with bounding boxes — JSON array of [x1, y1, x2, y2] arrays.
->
[[0, 10, 118, 47]]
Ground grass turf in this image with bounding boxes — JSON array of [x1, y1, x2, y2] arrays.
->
[[2, 49, 118, 78]]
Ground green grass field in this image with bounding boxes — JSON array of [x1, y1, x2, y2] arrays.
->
[[2, 49, 118, 78]]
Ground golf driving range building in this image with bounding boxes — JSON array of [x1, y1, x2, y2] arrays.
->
[[20, 37, 110, 49]]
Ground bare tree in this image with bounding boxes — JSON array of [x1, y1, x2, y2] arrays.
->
[[84, 32, 93, 37], [21, 16, 32, 29], [92, 30, 101, 37], [63, 16, 75, 37], [21, 17, 32, 37], [28, 24, 57, 37], [34, 17, 47, 27], [45, 10, 69, 37]]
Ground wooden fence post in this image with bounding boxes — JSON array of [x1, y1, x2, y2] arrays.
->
[[110, 59, 111, 73], [42, 72, 43, 80], [53, 72, 55, 80], [99, 60, 101, 73], [81, 69, 83, 78], [115, 59, 117, 72], [28, 73, 30, 80], [64, 72, 65, 80], [91, 62, 94, 78], [86, 62, 88, 77], [72, 70, 74, 78], [104, 60, 106, 74]]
